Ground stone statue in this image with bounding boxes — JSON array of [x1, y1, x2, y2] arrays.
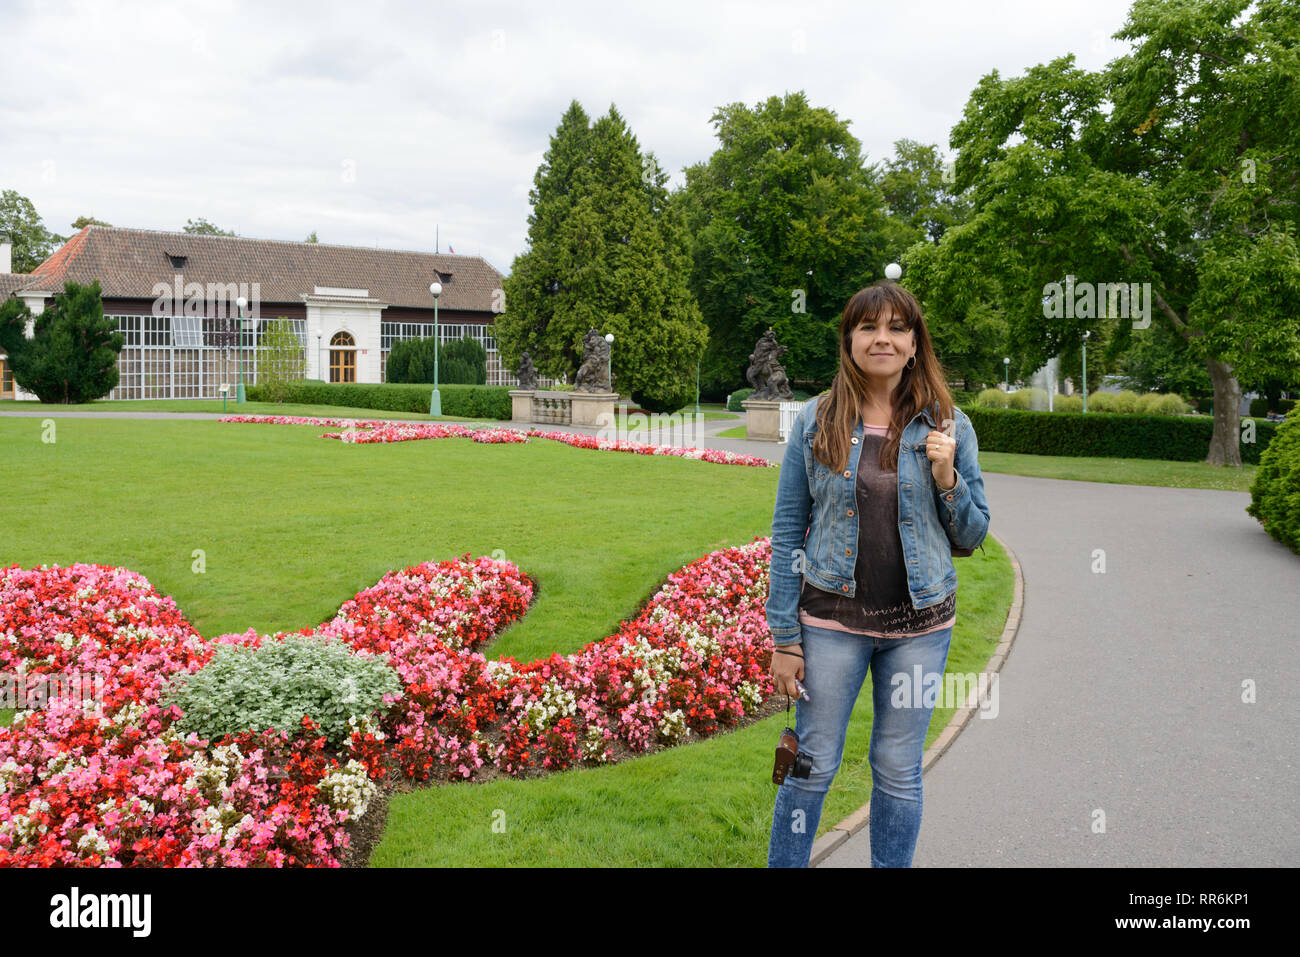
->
[[746, 329, 793, 399], [573, 328, 613, 393], [515, 350, 537, 389]]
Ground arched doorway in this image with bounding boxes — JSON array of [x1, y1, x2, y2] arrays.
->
[[329, 331, 357, 383]]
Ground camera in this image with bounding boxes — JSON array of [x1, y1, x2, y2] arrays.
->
[[772, 725, 813, 784]]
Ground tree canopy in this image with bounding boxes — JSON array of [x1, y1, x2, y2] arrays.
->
[[903, 0, 1300, 465], [498, 101, 707, 410], [672, 91, 898, 394], [0, 189, 65, 273]]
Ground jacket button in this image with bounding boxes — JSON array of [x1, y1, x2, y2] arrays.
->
[[843, 470, 851, 477], [851, 437, 858, 444], [846, 509, 854, 517], [845, 548, 852, 555], [841, 584, 849, 592], [946, 494, 954, 501]]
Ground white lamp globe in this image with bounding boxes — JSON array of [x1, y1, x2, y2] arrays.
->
[[884, 263, 902, 280], [605, 333, 614, 344], [429, 282, 442, 297]]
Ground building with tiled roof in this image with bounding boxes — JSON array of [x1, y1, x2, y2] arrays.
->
[[1, 225, 531, 400]]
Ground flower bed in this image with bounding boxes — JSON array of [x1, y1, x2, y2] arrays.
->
[[218, 415, 776, 468], [0, 539, 777, 866]]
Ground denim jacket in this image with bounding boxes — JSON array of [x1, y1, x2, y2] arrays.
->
[[766, 393, 991, 646]]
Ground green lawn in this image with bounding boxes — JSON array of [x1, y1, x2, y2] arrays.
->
[[0, 398, 742, 423], [0, 399, 478, 421], [0, 415, 1012, 865]]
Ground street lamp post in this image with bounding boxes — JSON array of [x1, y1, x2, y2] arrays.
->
[[605, 333, 614, 394], [236, 296, 247, 403], [317, 332, 323, 382], [1082, 330, 1090, 413], [429, 281, 442, 416], [1003, 356, 1009, 392], [695, 354, 700, 417]]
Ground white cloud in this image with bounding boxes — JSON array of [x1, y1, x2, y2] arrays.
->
[[0, 0, 1137, 274]]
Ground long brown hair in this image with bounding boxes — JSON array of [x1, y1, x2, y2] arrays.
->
[[812, 279, 955, 473]]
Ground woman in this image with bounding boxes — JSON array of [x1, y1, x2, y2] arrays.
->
[[765, 278, 990, 867]]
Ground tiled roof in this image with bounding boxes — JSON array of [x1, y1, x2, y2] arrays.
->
[[0, 274, 34, 298], [17, 226, 505, 312]]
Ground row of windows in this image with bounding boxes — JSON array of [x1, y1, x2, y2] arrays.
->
[[379, 322, 497, 353], [99, 315, 565, 397], [111, 314, 308, 349]]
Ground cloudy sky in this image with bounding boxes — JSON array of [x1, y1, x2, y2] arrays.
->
[[2, 0, 1139, 275]]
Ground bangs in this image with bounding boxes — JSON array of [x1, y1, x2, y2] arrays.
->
[[853, 308, 915, 331]]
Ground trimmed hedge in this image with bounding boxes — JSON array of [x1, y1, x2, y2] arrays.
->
[[1247, 410, 1300, 553], [726, 387, 813, 412], [1251, 397, 1298, 418], [245, 380, 512, 419], [963, 406, 1278, 464]]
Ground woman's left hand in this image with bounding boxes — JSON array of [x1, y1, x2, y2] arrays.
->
[[924, 429, 957, 490]]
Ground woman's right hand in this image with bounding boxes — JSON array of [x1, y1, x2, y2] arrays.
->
[[770, 643, 805, 698]]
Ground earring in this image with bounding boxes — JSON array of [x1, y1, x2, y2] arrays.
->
[[906, 355, 917, 370]]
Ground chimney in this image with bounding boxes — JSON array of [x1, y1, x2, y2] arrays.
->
[[0, 234, 11, 274]]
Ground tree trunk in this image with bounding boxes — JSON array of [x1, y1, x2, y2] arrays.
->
[[1205, 357, 1243, 467]]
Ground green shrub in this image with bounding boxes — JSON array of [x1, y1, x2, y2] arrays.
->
[[245, 381, 513, 419], [724, 386, 814, 412], [386, 336, 486, 386], [1250, 397, 1269, 418], [1247, 409, 1300, 553], [1154, 393, 1190, 415], [161, 635, 402, 747], [440, 335, 488, 385], [1281, 399, 1296, 414], [1135, 392, 1163, 415], [1054, 394, 1084, 413], [1006, 388, 1049, 410], [386, 340, 413, 383], [1111, 389, 1140, 414], [963, 405, 1278, 464], [727, 388, 753, 412], [632, 383, 697, 415], [257, 318, 306, 403], [1088, 391, 1117, 412], [976, 388, 1008, 408]]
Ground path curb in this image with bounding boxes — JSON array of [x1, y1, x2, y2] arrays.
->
[[808, 529, 1025, 867]]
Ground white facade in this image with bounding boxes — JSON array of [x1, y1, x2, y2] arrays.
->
[[303, 288, 386, 384]]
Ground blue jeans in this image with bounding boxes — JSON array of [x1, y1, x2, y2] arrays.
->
[[767, 621, 954, 867]]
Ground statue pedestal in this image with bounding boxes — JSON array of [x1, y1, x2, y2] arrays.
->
[[509, 389, 534, 423], [741, 397, 785, 442], [570, 390, 617, 427]]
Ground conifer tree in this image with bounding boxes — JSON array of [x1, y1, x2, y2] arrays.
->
[[0, 280, 124, 403]]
